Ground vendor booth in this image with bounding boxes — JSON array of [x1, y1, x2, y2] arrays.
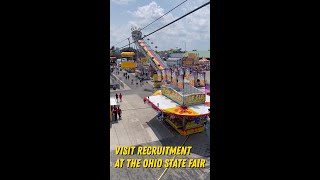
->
[[144, 85, 210, 136]]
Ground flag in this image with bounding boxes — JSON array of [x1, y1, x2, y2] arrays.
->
[[162, 69, 166, 81], [190, 72, 194, 86], [179, 68, 184, 76], [172, 72, 177, 85], [157, 70, 162, 81], [199, 72, 205, 86], [185, 68, 190, 80], [178, 75, 184, 89], [167, 69, 171, 82]]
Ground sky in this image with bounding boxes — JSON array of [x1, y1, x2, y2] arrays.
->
[[110, 0, 210, 51]]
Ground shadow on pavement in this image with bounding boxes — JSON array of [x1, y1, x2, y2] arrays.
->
[[145, 115, 211, 158]]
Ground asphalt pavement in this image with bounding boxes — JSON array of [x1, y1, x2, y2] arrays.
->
[[110, 71, 156, 99]]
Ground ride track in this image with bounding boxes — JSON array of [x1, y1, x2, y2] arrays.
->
[[137, 39, 167, 71]]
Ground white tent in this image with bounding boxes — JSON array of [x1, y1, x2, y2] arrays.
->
[[110, 97, 119, 106]]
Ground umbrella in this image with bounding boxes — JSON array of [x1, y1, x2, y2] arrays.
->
[[162, 106, 199, 116]]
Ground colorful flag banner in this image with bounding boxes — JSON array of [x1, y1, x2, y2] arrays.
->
[[157, 70, 162, 81], [179, 68, 184, 76], [199, 72, 205, 86], [190, 72, 195, 86], [162, 69, 166, 81], [178, 75, 184, 89], [166, 69, 171, 82], [185, 68, 190, 80], [172, 72, 177, 85]]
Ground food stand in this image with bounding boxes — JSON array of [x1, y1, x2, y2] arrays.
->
[[144, 85, 210, 136]]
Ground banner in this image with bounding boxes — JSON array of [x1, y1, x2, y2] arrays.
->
[[162, 69, 166, 81], [121, 52, 135, 57], [184, 94, 206, 106], [179, 68, 184, 77], [172, 72, 177, 85], [198, 72, 205, 86], [178, 75, 184, 89], [166, 69, 171, 82], [194, 72, 198, 82], [190, 72, 195, 86], [121, 62, 137, 68], [157, 70, 162, 81], [161, 86, 183, 105], [185, 68, 190, 80]]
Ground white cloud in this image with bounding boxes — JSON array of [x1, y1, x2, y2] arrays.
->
[[111, 1, 210, 51], [111, 0, 135, 5]]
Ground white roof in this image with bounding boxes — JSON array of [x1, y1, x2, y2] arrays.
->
[[147, 94, 210, 115], [148, 95, 178, 109], [110, 97, 119, 106]]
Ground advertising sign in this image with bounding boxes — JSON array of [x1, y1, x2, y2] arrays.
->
[[184, 94, 206, 106], [121, 52, 135, 57], [161, 86, 183, 105], [121, 62, 137, 68], [182, 57, 193, 66]]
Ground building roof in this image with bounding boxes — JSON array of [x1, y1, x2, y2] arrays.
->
[[169, 53, 184, 58], [183, 51, 210, 58], [167, 58, 181, 61]]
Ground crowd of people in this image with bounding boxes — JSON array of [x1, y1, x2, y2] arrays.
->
[[111, 106, 122, 121], [111, 93, 122, 122]]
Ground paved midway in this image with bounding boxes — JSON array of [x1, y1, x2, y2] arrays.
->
[[110, 70, 211, 180]]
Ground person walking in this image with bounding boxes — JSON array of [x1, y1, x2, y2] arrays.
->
[[119, 93, 122, 102], [115, 93, 118, 102], [113, 108, 118, 121], [118, 107, 122, 120]]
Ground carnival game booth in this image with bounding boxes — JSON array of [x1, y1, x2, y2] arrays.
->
[[144, 85, 210, 136]]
